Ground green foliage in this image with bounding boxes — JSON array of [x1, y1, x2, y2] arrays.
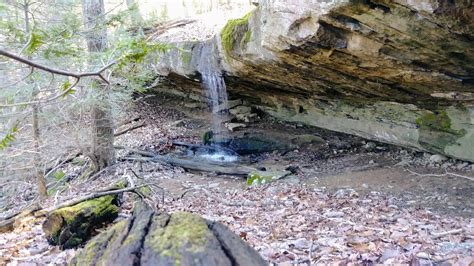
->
[[116, 38, 171, 66], [221, 12, 252, 56], [0, 125, 18, 150], [60, 80, 76, 97], [53, 171, 66, 180], [25, 32, 45, 55], [202, 130, 214, 145], [243, 30, 252, 46], [0, 20, 26, 44], [41, 16, 83, 59]]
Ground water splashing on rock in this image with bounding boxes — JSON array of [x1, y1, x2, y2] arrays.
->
[[198, 41, 229, 143]]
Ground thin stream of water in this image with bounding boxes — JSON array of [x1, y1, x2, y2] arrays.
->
[[198, 41, 229, 143], [197, 41, 237, 162], [202, 73, 229, 142]]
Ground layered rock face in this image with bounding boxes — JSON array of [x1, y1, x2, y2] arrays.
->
[[154, 0, 474, 162]]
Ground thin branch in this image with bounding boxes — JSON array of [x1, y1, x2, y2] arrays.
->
[[406, 168, 474, 182], [43, 183, 157, 213], [0, 49, 115, 82], [432, 228, 464, 239], [0, 78, 80, 107]]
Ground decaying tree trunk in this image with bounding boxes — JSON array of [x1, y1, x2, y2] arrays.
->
[[71, 203, 267, 266], [82, 0, 115, 170], [42, 195, 119, 249]]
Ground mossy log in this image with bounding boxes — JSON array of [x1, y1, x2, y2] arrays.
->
[[71, 205, 267, 266], [42, 195, 119, 249]]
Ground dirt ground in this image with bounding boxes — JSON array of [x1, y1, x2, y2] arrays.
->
[[1, 94, 473, 265], [138, 93, 474, 218]]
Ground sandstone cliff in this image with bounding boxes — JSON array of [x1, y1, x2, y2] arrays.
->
[[154, 0, 474, 162]]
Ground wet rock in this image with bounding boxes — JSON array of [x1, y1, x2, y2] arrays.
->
[[227, 136, 289, 155]]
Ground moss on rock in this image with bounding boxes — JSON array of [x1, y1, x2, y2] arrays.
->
[[221, 12, 252, 57], [416, 109, 468, 154]]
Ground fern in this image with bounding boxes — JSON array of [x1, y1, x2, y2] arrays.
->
[[0, 125, 18, 150]]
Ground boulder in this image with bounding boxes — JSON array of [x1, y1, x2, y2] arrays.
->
[[70, 206, 266, 266]]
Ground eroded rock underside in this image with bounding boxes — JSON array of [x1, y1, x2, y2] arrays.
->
[[154, 0, 474, 162], [71, 204, 267, 266]]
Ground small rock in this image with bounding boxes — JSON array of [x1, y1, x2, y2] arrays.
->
[[292, 238, 310, 249], [170, 120, 185, 127], [369, 160, 375, 164], [441, 162, 452, 169], [364, 142, 377, 151], [229, 105, 252, 115], [225, 123, 247, 132], [236, 113, 258, 122], [430, 154, 448, 163], [334, 188, 358, 198], [324, 211, 344, 218], [457, 162, 468, 170]]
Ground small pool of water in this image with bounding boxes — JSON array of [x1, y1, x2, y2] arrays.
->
[[198, 152, 239, 162]]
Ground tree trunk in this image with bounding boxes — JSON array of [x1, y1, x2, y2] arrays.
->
[[82, 0, 115, 170], [70, 206, 267, 266], [24, 0, 47, 199]]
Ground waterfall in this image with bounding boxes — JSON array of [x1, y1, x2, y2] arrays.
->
[[201, 73, 229, 142], [198, 41, 229, 143]]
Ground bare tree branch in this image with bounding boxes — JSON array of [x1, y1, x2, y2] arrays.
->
[[0, 49, 115, 83]]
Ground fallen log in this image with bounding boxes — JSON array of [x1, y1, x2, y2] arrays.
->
[[124, 155, 256, 176], [70, 204, 267, 266], [114, 121, 145, 137], [42, 195, 120, 249]]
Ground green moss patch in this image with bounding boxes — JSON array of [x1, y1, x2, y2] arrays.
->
[[146, 212, 211, 263], [221, 12, 252, 57], [416, 109, 467, 154], [247, 170, 291, 186], [43, 195, 119, 248]]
